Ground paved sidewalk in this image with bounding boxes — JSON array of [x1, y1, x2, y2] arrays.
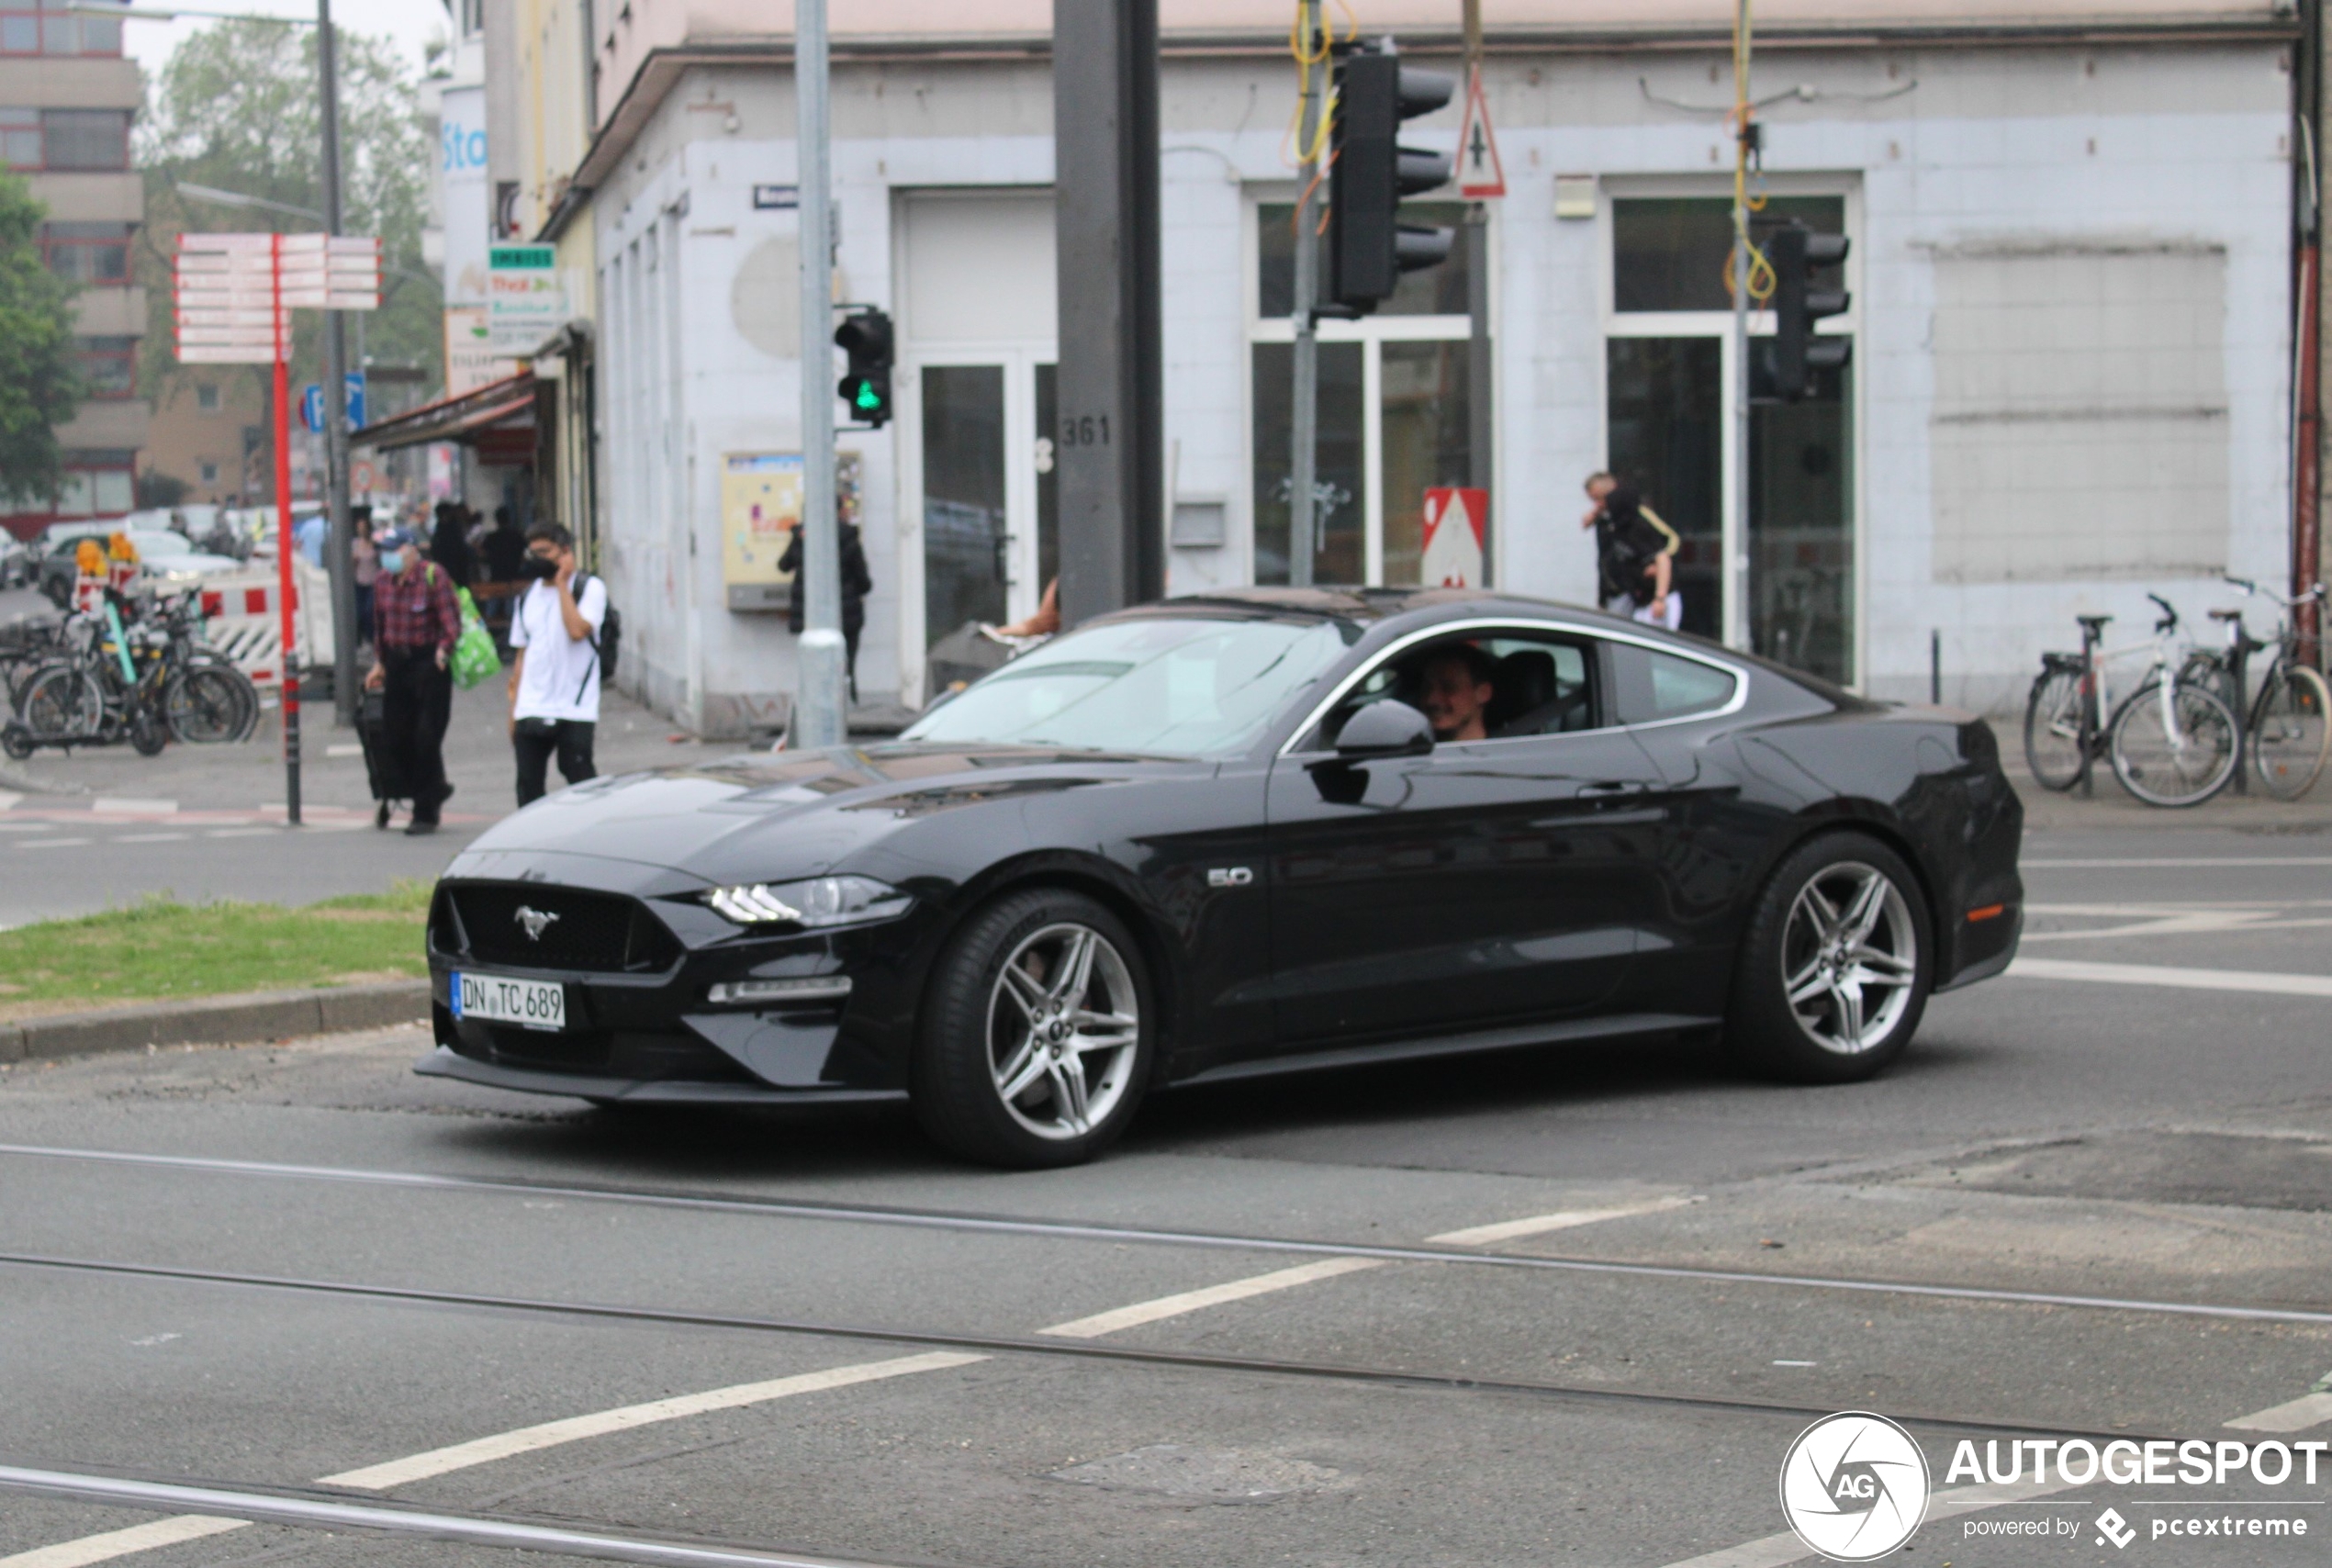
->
[[0, 678, 746, 926]]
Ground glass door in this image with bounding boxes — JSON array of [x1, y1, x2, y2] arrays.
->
[[1603, 191, 1857, 686], [916, 355, 1056, 666], [1750, 360, 1853, 685], [1605, 337, 1722, 642], [920, 364, 1009, 648]]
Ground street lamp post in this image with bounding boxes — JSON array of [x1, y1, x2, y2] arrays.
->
[[315, 0, 356, 728]]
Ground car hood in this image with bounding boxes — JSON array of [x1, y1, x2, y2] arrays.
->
[[454, 741, 1184, 882]]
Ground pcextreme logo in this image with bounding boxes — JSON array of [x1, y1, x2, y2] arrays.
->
[[1778, 1412, 1933, 1562]]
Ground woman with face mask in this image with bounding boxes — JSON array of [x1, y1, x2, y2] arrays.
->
[[363, 528, 462, 834]]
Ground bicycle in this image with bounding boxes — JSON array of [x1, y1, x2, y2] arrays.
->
[[2181, 578, 2331, 801], [2023, 595, 2238, 806]]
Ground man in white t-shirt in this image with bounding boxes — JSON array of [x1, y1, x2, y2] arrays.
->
[[508, 521, 608, 806]]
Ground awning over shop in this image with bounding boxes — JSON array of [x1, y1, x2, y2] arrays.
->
[[352, 372, 538, 465]]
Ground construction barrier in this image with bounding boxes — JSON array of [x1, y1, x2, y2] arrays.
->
[[195, 557, 332, 689]]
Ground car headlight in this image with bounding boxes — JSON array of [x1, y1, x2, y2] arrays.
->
[[703, 875, 911, 928]]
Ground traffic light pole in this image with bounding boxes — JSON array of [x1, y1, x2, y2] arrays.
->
[[1463, 0, 1491, 583], [1727, 0, 1753, 654], [1287, 0, 1324, 588], [793, 0, 847, 749], [319, 0, 357, 729]]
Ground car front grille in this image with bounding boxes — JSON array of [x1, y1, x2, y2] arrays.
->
[[438, 883, 683, 973]]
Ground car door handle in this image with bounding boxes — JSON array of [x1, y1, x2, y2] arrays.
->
[[1578, 779, 1650, 799]]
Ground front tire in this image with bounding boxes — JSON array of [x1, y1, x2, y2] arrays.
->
[[1731, 834, 1932, 1084], [913, 888, 1153, 1168], [2110, 678, 2237, 807]]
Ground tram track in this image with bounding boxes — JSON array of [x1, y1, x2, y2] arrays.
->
[[4, 1141, 2327, 1328], [0, 1461, 933, 1568], [0, 1249, 2186, 1448]]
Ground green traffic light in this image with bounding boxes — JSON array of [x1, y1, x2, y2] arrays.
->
[[854, 381, 882, 411]]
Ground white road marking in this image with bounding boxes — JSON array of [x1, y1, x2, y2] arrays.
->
[[90, 800, 173, 816], [0, 1515, 248, 1568], [1037, 1257, 1386, 1339], [317, 1350, 985, 1489], [109, 834, 187, 845], [2024, 857, 2332, 868], [0, 791, 20, 811], [203, 828, 277, 839], [1657, 1479, 2076, 1568], [2225, 1393, 2332, 1432], [1427, 1195, 1699, 1246], [2006, 956, 2332, 997], [13, 839, 90, 850], [0, 823, 51, 833], [323, 744, 363, 757]]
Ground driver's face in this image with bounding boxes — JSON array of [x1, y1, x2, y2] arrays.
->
[[1419, 655, 1494, 742]]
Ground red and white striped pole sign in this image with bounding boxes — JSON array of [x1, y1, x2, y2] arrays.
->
[[174, 232, 380, 825]]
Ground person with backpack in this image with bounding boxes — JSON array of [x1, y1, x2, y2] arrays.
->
[[364, 527, 462, 835], [508, 521, 608, 806]]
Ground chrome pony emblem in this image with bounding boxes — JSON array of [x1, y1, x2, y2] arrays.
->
[[513, 905, 561, 941]]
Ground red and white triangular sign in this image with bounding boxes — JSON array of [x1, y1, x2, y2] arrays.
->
[[1455, 66, 1506, 199]]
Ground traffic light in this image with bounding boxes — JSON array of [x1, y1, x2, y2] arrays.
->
[[1328, 41, 1455, 314], [834, 308, 894, 428], [1770, 221, 1851, 400]]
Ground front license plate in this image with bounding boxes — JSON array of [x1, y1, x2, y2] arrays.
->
[[451, 971, 566, 1032]]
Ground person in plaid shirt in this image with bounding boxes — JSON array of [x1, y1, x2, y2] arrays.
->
[[363, 528, 461, 834]]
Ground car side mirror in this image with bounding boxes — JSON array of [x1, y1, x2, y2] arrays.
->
[[1331, 700, 1435, 761]]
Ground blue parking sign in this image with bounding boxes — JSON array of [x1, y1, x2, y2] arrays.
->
[[299, 384, 324, 432]]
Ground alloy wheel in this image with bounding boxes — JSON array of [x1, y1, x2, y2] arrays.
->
[[1780, 862, 1919, 1056], [986, 922, 1141, 1140]]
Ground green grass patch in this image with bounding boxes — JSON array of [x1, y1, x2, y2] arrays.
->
[[0, 880, 432, 1014]]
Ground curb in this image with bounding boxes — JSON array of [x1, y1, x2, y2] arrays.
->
[[0, 980, 432, 1066]]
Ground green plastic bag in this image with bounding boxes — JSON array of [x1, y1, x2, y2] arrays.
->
[[449, 587, 500, 689]]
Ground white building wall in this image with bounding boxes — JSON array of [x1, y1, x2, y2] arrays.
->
[[587, 41, 2293, 733]]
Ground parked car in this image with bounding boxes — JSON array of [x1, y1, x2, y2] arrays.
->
[[417, 588, 2025, 1167]]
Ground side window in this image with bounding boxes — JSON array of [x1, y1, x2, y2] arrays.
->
[[1309, 630, 1602, 748], [1610, 643, 1740, 725]]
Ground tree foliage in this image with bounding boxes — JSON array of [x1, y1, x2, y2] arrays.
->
[[0, 172, 82, 506], [137, 19, 441, 403]]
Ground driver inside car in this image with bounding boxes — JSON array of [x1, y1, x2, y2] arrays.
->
[[1418, 644, 1498, 743]]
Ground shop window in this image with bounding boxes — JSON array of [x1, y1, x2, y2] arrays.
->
[[1250, 200, 1478, 587], [1611, 196, 1844, 314], [1257, 200, 1470, 319]]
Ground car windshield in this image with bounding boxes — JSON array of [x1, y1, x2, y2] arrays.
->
[[903, 615, 1353, 757]]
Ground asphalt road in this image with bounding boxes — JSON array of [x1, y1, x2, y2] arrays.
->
[[3, 823, 2331, 1565]]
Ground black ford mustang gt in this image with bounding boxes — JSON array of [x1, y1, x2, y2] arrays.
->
[[420, 589, 2022, 1167]]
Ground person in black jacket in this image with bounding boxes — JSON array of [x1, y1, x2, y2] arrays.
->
[[779, 521, 875, 700], [431, 502, 476, 588]]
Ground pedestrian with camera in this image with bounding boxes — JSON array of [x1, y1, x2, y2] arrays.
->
[[508, 521, 607, 807]]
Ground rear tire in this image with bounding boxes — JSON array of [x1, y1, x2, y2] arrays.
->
[[2022, 665, 2087, 790], [1731, 833, 1933, 1085], [913, 888, 1153, 1169], [2251, 664, 2331, 801]]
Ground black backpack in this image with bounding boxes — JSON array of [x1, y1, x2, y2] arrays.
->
[[575, 572, 622, 682]]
